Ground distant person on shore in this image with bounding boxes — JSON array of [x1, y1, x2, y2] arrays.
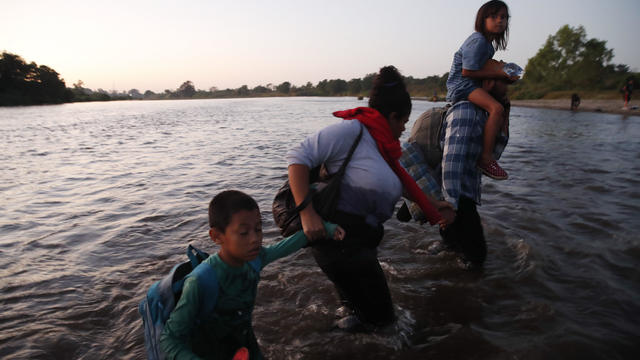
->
[[446, 0, 519, 181], [160, 190, 344, 359], [399, 77, 511, 269], [286, 66, 454, 332], [622, 78, 634, 110], [571, 93, 581, 111]]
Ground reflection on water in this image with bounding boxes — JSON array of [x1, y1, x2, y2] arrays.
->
[[1, 98, 639, 359]]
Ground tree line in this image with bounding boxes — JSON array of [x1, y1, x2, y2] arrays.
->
[[0, 52, 71, 106], [511, 25, 636, 99], [0, 51, 450, 106], [117, 75, 448, 101], [1, 24, 637, 106]]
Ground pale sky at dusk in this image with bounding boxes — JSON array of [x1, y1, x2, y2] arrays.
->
[[2, 0, 639, 93]]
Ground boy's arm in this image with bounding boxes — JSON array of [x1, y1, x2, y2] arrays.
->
[[261, 221, 338, 266], [160, 277, 203, 360]]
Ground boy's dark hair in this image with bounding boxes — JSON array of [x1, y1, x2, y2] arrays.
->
[[208, 190, 259, 231], [368, 65, 412, 120], [475, 0, 510, 51]]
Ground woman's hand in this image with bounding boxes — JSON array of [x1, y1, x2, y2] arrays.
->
[[299, 205, 328, 242], [436, 201, 456, 229], [299, 204, 346, 241], [289, 164, 329, 241]]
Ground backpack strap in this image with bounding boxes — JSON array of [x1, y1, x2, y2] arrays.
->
[[189, 262, 219, 319], [190, 257, 261, 320], [187, 244, 209, 268], [335, 124, 363, 176], [292, 125, 363, 213], [247, 257, 262, 273]]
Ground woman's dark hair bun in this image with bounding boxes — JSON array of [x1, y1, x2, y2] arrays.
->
[[377, 65, 403, 87], [369, 65, 411, 119]]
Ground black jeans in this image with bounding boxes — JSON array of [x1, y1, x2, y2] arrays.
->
[[311, 211, 395, 327], [439, 197, 487, 265]]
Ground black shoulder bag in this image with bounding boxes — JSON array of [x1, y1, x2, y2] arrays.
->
[[272, 125, 364, 237]]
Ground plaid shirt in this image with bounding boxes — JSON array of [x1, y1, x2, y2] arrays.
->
[[400, 101, 507, 218], [400, 141, 443, 222]]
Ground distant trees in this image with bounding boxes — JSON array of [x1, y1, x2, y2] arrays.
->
[[0, 51, 451, 106], [70, 79, 113, 102], [236, 85, 250, 96], [347, 78, 362, 95], [176, 81, 196, 98], [276, 81, 291, 94], [252, 85, 270, 94], [329, 79, 348, 95], [0, 52, 71, 105], [513, 25, 635, 98], [405, 74, 448, 100], [128, 89, 143, 99], [5, 23, 639, 107]]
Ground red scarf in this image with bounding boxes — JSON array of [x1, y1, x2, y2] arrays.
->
[[333, 107, 442, 225]]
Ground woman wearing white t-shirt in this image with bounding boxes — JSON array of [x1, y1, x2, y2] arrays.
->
[[286, 66, 454, 331]]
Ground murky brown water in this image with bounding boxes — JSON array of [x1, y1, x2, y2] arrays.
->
[[1, 98, 639, 359]]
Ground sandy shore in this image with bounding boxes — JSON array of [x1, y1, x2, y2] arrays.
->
[[510, 98, 639, 115]]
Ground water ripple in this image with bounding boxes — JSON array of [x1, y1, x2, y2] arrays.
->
[[0, 99, 639, 359]]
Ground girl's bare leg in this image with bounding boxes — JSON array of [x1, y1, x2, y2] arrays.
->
[[468, 88, 504, 166]]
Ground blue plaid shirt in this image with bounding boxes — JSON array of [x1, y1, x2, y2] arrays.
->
[[400, 101, 507, 219]]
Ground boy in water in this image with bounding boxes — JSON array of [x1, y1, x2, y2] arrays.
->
[[160, 190, 344, 359]]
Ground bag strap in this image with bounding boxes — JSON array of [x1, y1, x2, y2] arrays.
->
[[191, 257, 260, 320], [191, 262, 219, 319], [437, 105, 451, 152], [293, 125, 363, 213], [335, 124, 363, 176], [248, 257, 262, 272], [293, 188, 315, 213], [187, 244, 209, 268]]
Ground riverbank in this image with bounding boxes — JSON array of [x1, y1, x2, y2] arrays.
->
[[413, 97, 639, 116], [510, 98, 639, 115]]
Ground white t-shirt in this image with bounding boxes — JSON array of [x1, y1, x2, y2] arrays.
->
[[286, 120, 402, 226]]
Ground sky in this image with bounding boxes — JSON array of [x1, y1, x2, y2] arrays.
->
[[2, 0, 639, 93]]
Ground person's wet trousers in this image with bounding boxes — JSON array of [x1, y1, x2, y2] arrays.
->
[[311, 211, 395, 328], [439, 196, 487, 266]]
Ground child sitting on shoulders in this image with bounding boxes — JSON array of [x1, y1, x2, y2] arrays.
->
[[445, 0, 520, 180], [160, 190, 344, 359]]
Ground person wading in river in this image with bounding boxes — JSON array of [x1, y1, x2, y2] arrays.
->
[[399, 78, 511, 269], [286, 66, 454, 332]]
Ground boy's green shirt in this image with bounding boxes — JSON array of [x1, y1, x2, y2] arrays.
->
[[160, 222, 337, 360]]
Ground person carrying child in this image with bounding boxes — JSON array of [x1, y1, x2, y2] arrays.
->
[[159, 190, 344, 359], [445, 0, 518, 180]]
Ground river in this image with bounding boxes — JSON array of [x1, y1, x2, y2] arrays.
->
[[1, 97, 639, 359]]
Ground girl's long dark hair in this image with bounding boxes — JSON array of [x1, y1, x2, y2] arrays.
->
[[368, 65, 411, 120], [475, 0, 510, 51]]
